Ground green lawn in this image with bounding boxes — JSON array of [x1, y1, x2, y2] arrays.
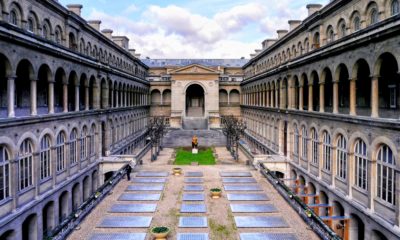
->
[[174, 148, 216, 165]]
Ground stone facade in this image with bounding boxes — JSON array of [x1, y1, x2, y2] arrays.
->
[[242, 0, 400, 239], [0, 1, 150, 239], [143, 59, 246, 128]]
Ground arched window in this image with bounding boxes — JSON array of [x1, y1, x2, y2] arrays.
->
[[19, 139, 33, 190], [0, 145, 10, 201], [322, 131, 331, 171], [40, 135, 51, 180], [10, 10, 18, 26], [42, 24, 49, 39], [336, 135, 347, 179], [327, 27, 334, 43], [55, 29, 61, 44], [313, 32, 320, 49], [377, 144, 396, 204], [293, 125, 300, 162], [370, 8, 379, 25], [90, 124, 95, 156], [70, 129, 77, 165], [392, 0, 400, 15], [27, 18, 34, 32], [311, 128, 319, 165], [355, 139, 368, 190], [56, 132, 66, 172], [80, 127, 88, 160], [354, 16, 361, 31], [301, 126, 308, 159]]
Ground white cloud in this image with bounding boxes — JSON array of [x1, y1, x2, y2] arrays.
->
[[86, 0, 329, 58], [123, 4, 139, 15]]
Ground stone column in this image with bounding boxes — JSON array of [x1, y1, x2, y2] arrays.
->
[[7, 76, 16, 117], [270, 90, 274, 108], [332, 80, 339, 114], [349, 78, 357, 116], [280, 85, 286, 109], [63, 83, 68, 113], [101, 85, 109, 109], [33, 152, 40, 197], [261, 91, 264, 106], [85, 86, 89, 110], [75, 85, 79, 111], [115, 89, 119, 107], [371, 75, 379, 118], [308, 84, 313, 111], [48, 81, 55, 114], [319, 82, 325, 113], [110, 88, 114, 108], [93, 84, 100, 110], [31, 79, 37, 116], [299, 85, 304, 110], [275, 88, 279, 108], [288, 80, 294, 109]]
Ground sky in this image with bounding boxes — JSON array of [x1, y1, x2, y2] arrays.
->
[[58, 0, 329, 59]]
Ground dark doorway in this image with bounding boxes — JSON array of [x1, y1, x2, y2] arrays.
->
[[186, 84, 204, 117]]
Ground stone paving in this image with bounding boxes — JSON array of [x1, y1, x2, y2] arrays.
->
[[67, 148, 318, 240]]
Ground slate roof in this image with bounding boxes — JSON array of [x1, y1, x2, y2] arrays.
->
[[141, 59, 248, 68]]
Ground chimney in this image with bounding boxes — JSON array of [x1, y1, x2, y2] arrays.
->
[[277, 30, 288, 39], [306, 4, 323, 16], [129, 49, 136, 56], [67, 4, 83, 17], [101, 29, 113, 39], [134, 53, 141, 58], [288, 20, 302, 31], [88, 20, 101, 31], [250, 53, 256, 58], [255, 49, 262, 55], [262, 39, 277, 49], [112, 36, 130, 50]]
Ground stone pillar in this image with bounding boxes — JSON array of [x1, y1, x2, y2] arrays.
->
[[110, 88, 114, 107], [33, 152, 40, 197], [7, 76, 15, 117], [115, 89, 119, 107], [75, 85, 79, 111], [371, 75, 379, 118], [266, 90, 269, 107], [270, 90, 274, 107], [101, 85, 109, 109], [288, 80, 294, 109], [93, 84, 100, 110], [308, 84, 313, 111], [85, 86, 89, 110], [275, 88, 279, 108], [31, 79, 37, 116], [281, 85, 286, 109], [332, 80, 339, 114], [63, 83, 68, 113], [319, 82, 325, 113], [299, 85, 304, 110], [48, 81, 55, 114], [368, 158, 376, 211], [261, 91, 264, 106], [349, 78, 357, 116]]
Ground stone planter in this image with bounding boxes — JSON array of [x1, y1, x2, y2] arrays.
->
[[173, 167, 182, 176], [151, 226, 170, 240], [210, 188, 222, 199]]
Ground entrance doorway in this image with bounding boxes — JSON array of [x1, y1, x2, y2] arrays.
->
[[186, 84, 204, 117]]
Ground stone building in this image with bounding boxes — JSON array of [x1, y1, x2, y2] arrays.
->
[[241, 0, 400, 239], [0, 1, 150, 239], [143, 59, 246, 129]]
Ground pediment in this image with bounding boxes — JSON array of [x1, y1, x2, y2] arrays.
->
[[169, 64, 220, 75]]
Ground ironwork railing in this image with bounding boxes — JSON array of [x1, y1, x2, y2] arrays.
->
[[259, 164, 341, 240]]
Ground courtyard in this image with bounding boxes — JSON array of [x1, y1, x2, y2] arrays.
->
[[67, 147, 318, 240]]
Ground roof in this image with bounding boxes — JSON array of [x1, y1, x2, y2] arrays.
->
[[141, 59, 249, 68]]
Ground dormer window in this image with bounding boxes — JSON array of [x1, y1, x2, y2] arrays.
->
[[10, 10, 18, 26]]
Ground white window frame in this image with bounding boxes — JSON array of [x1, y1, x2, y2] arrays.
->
[[19, 140, 33, 191], [311, 129, 319, 165], [40, 135, 51, 180], [56, 132, 66, 172], [336, 135, 348, 180], [355, 139, 368, 190], [377, 145, 396, 205], [323, 131, 332, 171], [0, 145, 10, 201]]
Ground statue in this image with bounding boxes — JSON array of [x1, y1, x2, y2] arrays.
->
[[192, 135, 198, 149]]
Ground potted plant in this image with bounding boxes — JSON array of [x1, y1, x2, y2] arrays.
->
[[172, 167, 182, 176], [210, 188, 222, 199], [151, 226, 170, 240]]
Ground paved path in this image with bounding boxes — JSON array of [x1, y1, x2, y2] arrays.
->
[[68, 148, 318, 240]]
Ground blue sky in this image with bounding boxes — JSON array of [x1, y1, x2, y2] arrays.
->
[[59, 0, 329, 58]]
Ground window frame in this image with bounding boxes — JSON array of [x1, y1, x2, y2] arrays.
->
[[354, 139, 368, 190], [336, 135, 348, 180], [377, 144, 396, 205], [40, 135, 52, 180], [0, 145, 10, 201]]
